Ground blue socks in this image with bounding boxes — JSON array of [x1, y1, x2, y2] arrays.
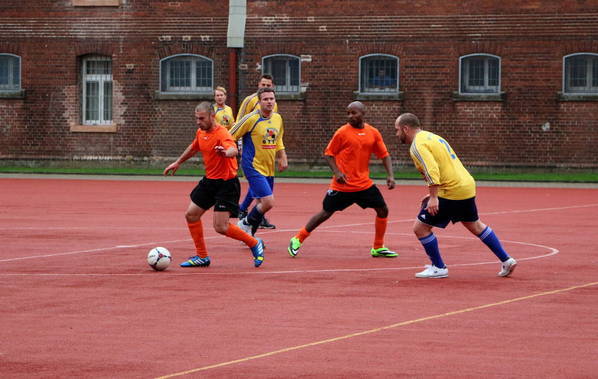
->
[[246, 206, 264, 235], [478, 226, 510, 262], [419, 233, 446, 268], [239, 192, 253, 213]]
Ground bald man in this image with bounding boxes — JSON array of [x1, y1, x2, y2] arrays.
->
[[395, 112, 517, 278], [288, 101, 397, 258]]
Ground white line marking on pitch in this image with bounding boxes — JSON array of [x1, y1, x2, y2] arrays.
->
[[0, 234, 558, 277], [0, 202, 584, 265]]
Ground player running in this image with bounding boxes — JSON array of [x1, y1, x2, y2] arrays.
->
[[394, 112, 517, 278], [231, 87, 288, 237], [163, 102, 264, 268], [236, 74, 279, 229], [288, 101, 397, 258]]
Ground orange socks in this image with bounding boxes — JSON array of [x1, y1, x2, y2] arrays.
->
[[187, 220, 208, 258], [373, 216, 388, 249], [225, 223, 258, 247], [295, 227, 311, 243]]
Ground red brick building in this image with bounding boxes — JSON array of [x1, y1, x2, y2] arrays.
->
[[1, 0, 597, 169]]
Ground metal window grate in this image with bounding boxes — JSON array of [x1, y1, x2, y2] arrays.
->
[[461, 55, 500, 94], [263, 55, 300, 94], [0, 54, 20, 90], [565, 54, 598, 93], [360, 56, 398, 93], [160, 55, 213, 93]]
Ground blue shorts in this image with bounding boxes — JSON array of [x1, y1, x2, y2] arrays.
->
[[417, 196, 479, 228], [246, 175, 275, 199]]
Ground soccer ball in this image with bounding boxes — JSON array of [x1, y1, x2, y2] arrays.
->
[[147, 247, 172, 271]]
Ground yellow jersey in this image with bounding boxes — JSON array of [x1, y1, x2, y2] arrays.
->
[[229, 110, 285, 177], [213, 104, 235, 130], [410, 130, 476, 200]]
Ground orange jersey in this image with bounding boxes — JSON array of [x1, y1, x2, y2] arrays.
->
[[324, 123, 390, 192], [190, 124, 238, 180]]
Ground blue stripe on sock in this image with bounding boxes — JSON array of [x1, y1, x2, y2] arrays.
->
[[418, 233, 446, 268], [478, 226, 509, 262]]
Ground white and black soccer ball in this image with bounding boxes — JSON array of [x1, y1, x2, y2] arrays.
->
[[147, 247, 172, 271]]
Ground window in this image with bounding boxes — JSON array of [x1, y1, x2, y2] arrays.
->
[[82, 56, 112, 125], [0, 54, 20, 91], [262, 55, 300, 94], [563, 53, 598, 94], [460, 54, 500, 94], [160, 54, 213, 94], [359, 54, 399, 94]]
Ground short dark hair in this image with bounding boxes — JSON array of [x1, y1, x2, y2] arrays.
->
[[195, 101, 214, 114], [257, 87, 275, 100], [398, 113, 421, 128], [260, 74, 274, 82]]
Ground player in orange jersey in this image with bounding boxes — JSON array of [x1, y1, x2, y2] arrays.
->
[[288, 101, 397, 258], [163, 102, 264, 268]]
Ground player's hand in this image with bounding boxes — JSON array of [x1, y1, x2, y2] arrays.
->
[[214, 145, 226, 156], [278, 159, 288, 172], [163, 162, 179, 176], [387, 177, 396, 190], [335, 172, 347, 184], [426, 196, 439, 216]]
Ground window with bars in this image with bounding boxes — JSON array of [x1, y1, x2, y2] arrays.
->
[[0, 54, 21, 91], [359, 54, 399, 94], [262, 55, 300, 94], [460, 54, 500, 94], [564, 53, 598, 94], [160, 54, 213, 93], [82, 56, 112, 125]]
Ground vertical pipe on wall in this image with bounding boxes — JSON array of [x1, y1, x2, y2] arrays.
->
[[227, 0, 247, 115], [228, 48, 238, 115]]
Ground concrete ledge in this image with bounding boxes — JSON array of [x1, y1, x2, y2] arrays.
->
[[70, 124, 118, 133], [0, 90, 25, 99], [557, 92, 598, 102], [154, 91, 213, 101], [72, 0, 120, 6], [452, 91, 506, 102]]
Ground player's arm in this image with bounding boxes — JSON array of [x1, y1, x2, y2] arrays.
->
[[275, 119, 287, 171], [164, 143, 199, 176], [236, 96, 250, 121], [425, 185, 440, 216], [229, 113, 254, 141], [214, 136, 238, 158], [325, 154, 346, 184], [275, 149, 288, 172], [381, 155, 395, 190]]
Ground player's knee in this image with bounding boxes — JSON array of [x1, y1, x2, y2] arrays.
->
[[375, 206, 389, 218], [213, 223, 228, 234], [185, 211, 200, 223]]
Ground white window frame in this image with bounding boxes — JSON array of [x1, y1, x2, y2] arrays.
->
[[262, 54, 301, 94], [160, 54, 213, 94], [459, 53, 501, 95], [563, 53, 598, 94], [82, 55, 112, 126], [0, 53, 21, 91], [358, 54, 399, 94]]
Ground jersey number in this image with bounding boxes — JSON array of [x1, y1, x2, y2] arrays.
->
[[438, 138, 456, 159]]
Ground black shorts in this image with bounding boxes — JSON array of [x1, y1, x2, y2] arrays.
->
[[323, 185, 387, 212], [417, 196, 479, 228], [190, 177, 240, 216]]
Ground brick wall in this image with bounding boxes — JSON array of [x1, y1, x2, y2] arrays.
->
[[1, 0, 597, 168]]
